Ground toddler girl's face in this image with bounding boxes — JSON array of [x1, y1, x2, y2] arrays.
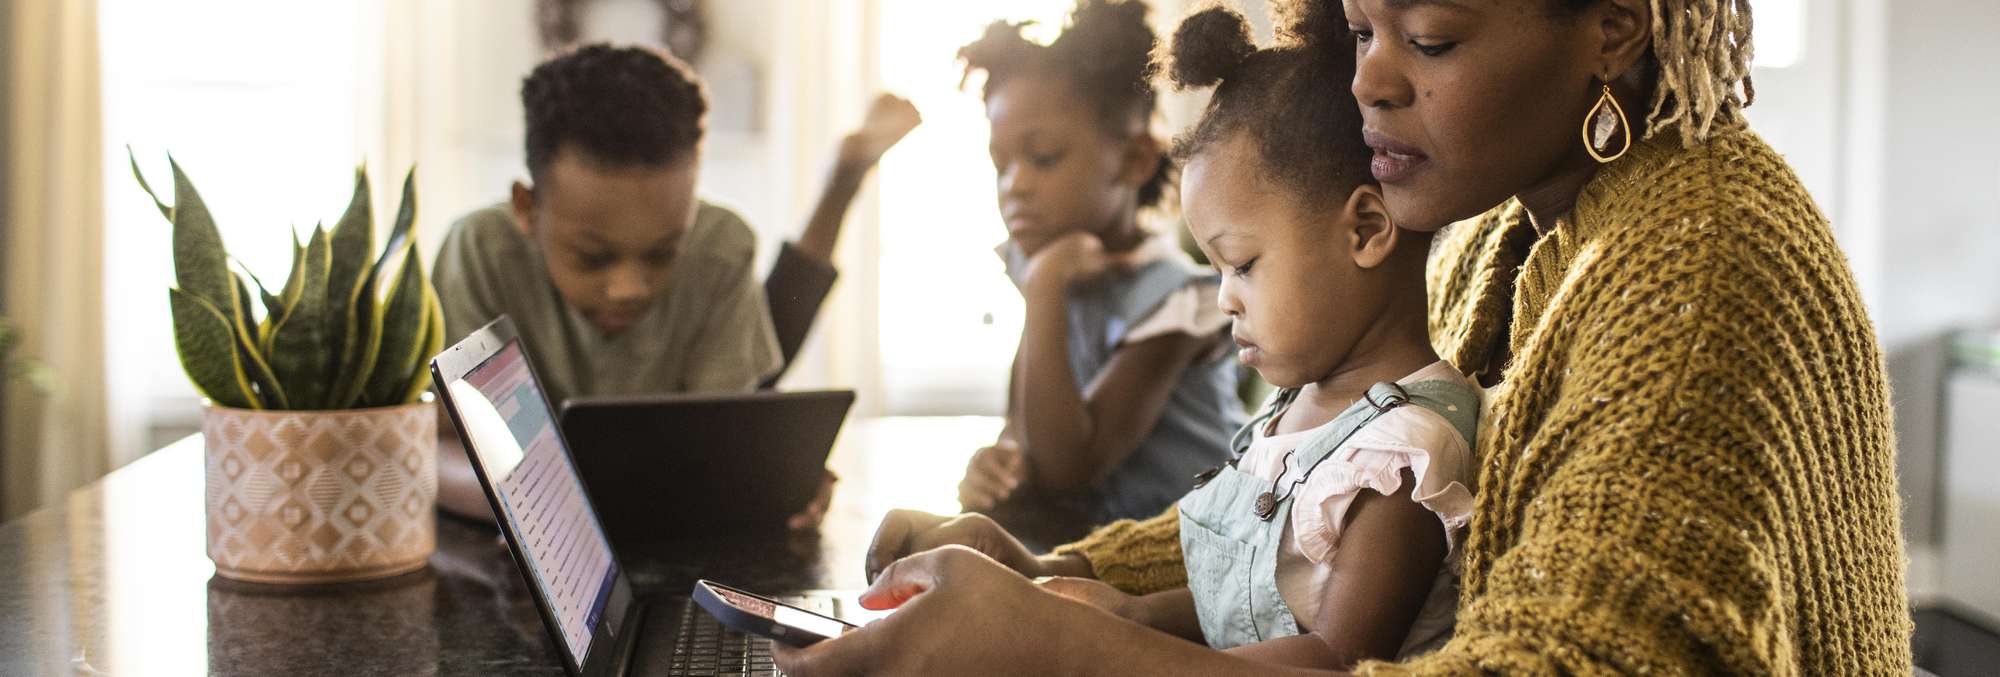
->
[[984, 76, 1145, 256], [1183, 135, 1385, 388]]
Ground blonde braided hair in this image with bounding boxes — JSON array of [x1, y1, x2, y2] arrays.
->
[[1642, 0, 1757, 144]]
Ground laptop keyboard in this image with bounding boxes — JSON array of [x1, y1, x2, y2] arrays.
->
[[664, 594, 837, 676]]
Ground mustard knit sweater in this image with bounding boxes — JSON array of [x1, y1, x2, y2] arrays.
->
[[1052, 126, 1914, 674]]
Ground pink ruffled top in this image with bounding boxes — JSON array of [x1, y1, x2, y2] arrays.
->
[[1233, 360, 1477, 658]]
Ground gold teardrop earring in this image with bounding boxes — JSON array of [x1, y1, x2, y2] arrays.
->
[[1583, 77, 1631, 163]]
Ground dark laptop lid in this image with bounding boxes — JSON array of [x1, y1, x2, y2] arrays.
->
[[433, 317, 636, 676], [560, 390, 855, 542]]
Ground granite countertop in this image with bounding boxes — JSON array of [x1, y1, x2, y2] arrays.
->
[[0, 417, 1013, 676]]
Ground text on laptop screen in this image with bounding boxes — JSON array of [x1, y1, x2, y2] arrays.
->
[[448, 342, 617, 663]]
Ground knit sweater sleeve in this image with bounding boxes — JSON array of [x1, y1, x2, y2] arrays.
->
[[1050, 503, 1186, 594], [1366, 206, 1898, 673]]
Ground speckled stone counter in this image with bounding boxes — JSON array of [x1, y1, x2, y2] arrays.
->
[[0, 417, 1011, 676]]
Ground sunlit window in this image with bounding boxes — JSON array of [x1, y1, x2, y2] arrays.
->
[[101, 1, 372, 454], [1755, 0, 1805, 69], [875, 0, 1076, 415]]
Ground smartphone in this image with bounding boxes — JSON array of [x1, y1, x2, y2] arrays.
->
[[692, 580, 859, 648]]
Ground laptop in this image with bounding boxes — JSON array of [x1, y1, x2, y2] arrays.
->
[[561, 389, 854, 543], [433, 317, 849, 676]]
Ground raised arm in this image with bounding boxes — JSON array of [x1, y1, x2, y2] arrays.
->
[[763, 94, 920, 384]]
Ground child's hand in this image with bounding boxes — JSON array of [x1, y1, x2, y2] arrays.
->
[[786, 470, 839, 531], [836, 93, 922, 172], [1037, 576, 1141, 623], [958, 440, 1027, 511], [1022, 232, 1141, 295]]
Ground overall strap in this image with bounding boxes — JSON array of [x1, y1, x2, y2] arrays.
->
[[1397, 379, 1480, 451], [1227, 388, 1299, 457], [1288, 382, 1414, 466]]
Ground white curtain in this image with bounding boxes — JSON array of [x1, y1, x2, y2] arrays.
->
[[3, 0, 110, 520]]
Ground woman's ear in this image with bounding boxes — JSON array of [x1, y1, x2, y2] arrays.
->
[[1592, 0, 1654, 81], [1344, 184, 1400, 269], [510, 180, 539, 238]]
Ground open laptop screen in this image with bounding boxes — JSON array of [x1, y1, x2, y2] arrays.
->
[[447, 341, 618, 663]]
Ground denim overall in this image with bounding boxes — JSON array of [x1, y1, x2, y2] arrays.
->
[[1180, 380, 1478, 649]]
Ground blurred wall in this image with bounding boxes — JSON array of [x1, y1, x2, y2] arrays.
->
[[1853, 0, 2000, 549], [0, 0, 13, 513]]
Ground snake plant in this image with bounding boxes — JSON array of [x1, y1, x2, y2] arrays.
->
[[130, 151, 442, 410]]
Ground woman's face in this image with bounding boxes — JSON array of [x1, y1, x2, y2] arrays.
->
[[1344, 0, 1603, 231], [985, 76, 1144, 256]]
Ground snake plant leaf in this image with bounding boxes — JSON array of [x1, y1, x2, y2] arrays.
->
[[267, 227, 333, 409], [398, 287, 444, 404], [280, 229, 306, 308], [360, 245, 430, 407], [230, 273, 258, 339], [338, 169, 420, 406], [234, 258, 282, 325], [366, 169, 420, 286], [168, 288, 257, 409], [260, 232, 307, 356], [327, 168, 375, 399], [331, 292, 383, 408], [337, 169, 419, 407], [127, 147, 173, 223], [230, 274, 289, 409], [167, 156, 234, 311]]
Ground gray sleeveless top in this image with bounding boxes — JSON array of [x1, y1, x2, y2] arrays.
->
[[1004, 243, 1244, 522]]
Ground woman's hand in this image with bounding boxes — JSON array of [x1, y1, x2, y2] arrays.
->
[[777, 547, 1279, 677], [957, 440, 1028, 511], [1038, 575, 1140, 620], [1040, 579, 1206, 642], [863, 509, 1091, 583], [863, 510, 1038, 581], [775, 546, 1073, 676]]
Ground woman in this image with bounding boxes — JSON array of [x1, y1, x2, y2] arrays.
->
[[780, 0, 1913, 673]]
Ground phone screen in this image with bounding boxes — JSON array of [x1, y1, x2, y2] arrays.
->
[[712, 585, 854, 639]]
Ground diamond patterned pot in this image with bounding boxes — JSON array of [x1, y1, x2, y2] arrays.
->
[[203, 401, 437, 584]]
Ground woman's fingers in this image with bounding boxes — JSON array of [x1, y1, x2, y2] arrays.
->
[[863, 509, 942, 583], [857, 549, 947, 610], [773, 628, 870, 677], [776, 551, 956, 677], [1037, 576, 1135, 619], [783, 548, 1064, 676]]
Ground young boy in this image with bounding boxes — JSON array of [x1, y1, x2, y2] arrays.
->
[[432, 44, 917, 521]]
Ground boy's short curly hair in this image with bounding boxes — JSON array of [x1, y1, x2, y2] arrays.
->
[[522, 44, 707, 183], [959, 0, 1173, 211], [1162, 2, 1372, 209]]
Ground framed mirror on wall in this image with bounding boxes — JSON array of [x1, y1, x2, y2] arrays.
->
[[537, 0, 706, 60], [535, 0, 760, 137]]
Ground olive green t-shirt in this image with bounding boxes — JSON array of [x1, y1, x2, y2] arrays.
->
[[433, 201, 781, 404]]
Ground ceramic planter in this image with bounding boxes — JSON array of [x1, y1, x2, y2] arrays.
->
[[202, 401, 437, 584]]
